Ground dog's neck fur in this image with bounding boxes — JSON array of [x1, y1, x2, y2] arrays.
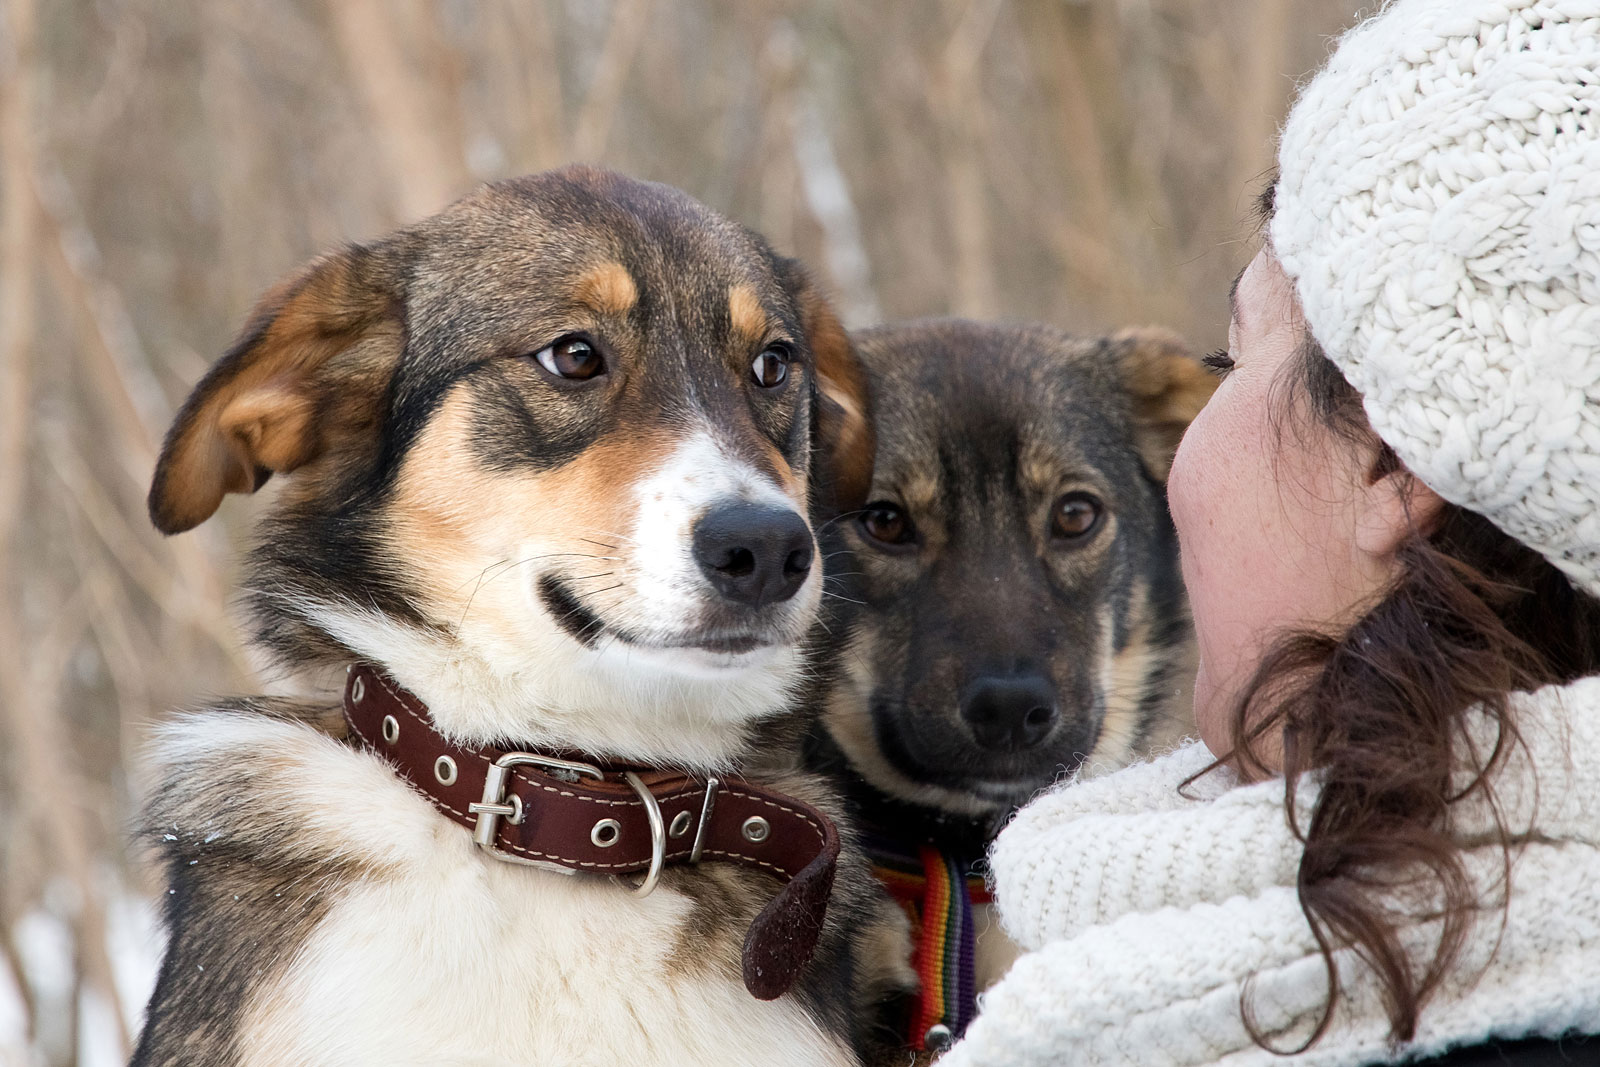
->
[[854, 789, 1002, 864], [243, 589, 809, 775]]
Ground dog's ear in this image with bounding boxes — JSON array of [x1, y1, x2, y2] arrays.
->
[[148, 243, 403, 534], [776, 258, 874, 512], [1113, 327, 1216, 482]]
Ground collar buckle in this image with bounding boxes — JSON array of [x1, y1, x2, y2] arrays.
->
[[467, 752, 668, 898], [469, 752, 602, 874]]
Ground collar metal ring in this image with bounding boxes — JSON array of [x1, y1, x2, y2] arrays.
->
[[620, 770, 666, 898]]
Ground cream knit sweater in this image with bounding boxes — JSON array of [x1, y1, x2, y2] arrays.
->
[[938, 675, 1600, 1066]]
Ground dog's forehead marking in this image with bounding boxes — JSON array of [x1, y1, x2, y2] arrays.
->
[[1017, 433, 1098, 497], [574, 262, 639, 317], [867, 428, 943, 517], [899, 467, 940, 515], [727, 284, 770, 346]]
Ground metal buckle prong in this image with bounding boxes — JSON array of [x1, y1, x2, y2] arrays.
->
[[689, 776, 720, 864], [470, 752, 602, 870]]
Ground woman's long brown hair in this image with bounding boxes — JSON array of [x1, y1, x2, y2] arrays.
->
[[1215, 334, 1600, 1050]]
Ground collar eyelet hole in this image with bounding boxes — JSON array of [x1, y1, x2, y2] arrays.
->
[[433, 755, 458, 786], [591, 818, 622, 848]]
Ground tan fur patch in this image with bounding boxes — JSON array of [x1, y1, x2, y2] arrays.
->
[[1094, 598, 1151, 768], [386, 386, 669, 620], [1114, 327, 1217, 482], [797, 284, 874, 511], [148, 250, 398, 534], [216, 382, 319, 475], [1016, 437, 1103, 507], [856, 900, 918, 998], [1090, 579, 1195, 774], [898, 469, 940, 517], [575, 261, 639, 316], [972, 902, 1021, 992], [754, 437, 805, 504], [1017, 447, 1059, 499], [727, 284, 769, 345]]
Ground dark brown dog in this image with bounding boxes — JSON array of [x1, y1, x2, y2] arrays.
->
[[807, 320, 1214, 1043], [133, 166, 909, 1067]]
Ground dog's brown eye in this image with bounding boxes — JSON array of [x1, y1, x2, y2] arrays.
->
[[535, 336, 605, 381], [1052, 493, 1103, 541], [751, 345, 790, 389], [860, 503, 915, 547]]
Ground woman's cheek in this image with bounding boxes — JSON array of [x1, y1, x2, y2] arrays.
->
[[1166, 401, 1214, 543], [1167, 399, 1239, 753]]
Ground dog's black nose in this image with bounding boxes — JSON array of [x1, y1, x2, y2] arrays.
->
[[692, 503, 814, 609], [960, 674, 1059, 750]]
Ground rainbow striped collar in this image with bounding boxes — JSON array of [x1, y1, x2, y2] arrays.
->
[[865, 833, 992, 1053]]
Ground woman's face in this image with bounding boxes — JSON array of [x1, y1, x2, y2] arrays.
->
[[1168, 249, 1415, 762]]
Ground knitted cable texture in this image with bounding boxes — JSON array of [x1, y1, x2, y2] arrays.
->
[[1271, 0, 1600, 600], [938, 675, 1600, 1067]]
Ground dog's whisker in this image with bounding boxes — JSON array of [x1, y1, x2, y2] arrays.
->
[[575, 527, 641, 548], [450, 551, 608, 597], [451, 557, 515, 593], [454, 551, 615, 626], [814, 509, 869, 536], [455, 559, 513, 628]]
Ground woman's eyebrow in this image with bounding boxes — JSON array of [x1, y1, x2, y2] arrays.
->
[[1227, 266, 1248, 328]]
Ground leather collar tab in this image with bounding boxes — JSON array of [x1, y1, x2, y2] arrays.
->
[[341, 663, 839, 1000]]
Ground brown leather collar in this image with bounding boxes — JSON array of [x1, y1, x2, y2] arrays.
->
[[341, 663, 839, 1000]]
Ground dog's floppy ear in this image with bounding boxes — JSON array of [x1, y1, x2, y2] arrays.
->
[[148, 243, 403, 534], [1113, 327, 1216, 482], [776, 258, 874, 512]]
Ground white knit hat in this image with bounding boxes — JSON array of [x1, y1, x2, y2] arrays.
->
[[1272, 0, 1600, 600]]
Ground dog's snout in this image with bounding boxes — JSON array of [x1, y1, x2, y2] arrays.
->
[[960, 674, 1059, 751], [692, 503, 814, 609]]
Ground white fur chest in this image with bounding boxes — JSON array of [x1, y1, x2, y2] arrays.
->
[[239, 854, 852, 1067]]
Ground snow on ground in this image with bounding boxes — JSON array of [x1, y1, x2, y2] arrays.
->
[[1, 875, 163, 1067]]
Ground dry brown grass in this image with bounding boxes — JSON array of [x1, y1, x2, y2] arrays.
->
[[0, 0, 1364, 1058]]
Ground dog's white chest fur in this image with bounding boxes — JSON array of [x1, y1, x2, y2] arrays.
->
[[162, 713, 852, 1067], [242, 871, 848, 1067]]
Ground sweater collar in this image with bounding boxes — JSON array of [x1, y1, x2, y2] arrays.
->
[[991, 676, 1600, 952]]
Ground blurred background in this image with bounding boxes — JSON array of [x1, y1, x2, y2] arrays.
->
[[0, 0, 1361, 1062]]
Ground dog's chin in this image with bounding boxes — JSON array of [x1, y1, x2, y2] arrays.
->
[[963, 776, 1056, 805], [889, 753, 1060, 807], [877, 722, 1082, 810], [537, 573, 808, 680], [590, 637, 795, 680]]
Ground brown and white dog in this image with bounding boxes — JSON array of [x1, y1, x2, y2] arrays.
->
[[132, 167, 908, 1067]]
